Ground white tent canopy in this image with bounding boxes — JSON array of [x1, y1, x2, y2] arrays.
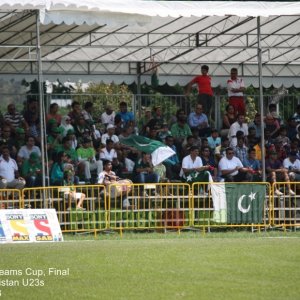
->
[[0, 0, 300, 87]]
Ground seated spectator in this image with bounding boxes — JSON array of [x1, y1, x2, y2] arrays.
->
[[220, 104, 236, 137], [82, 101, 95, 129], [163, 135, 181, 181], [265, 150, 294, 195], [234, 137, 248, 163], [14, 127, 27, 152], [3, 103, 29, 136], [191, 127, 202, 149], [50, 151, 67, 186], [218, 147, 252, 182], [146, 105, 165, 131], [283, 151, 300, 182], [73, 115, 90, 145], [59, 115, 74, 137], [99, 139, 122, 176], [264, 113, 280, 138], [116, 101, 135, 127], [98, 160, 133, 209], [101, 105, 115, 126], [63, 170, 86, 210], [46, 103, 62, 125], [21, 152, 42, 187], [181, 135, 196, 158], [0, 146, 26, 190], [215, 136, 230, 163], [17, 136, 41, 167], [292, 104, 300, 124], [188, 104, 210, 138], [180, 146, 211, 183], [101, 124, 120, 147], [242, 148, 262, 182], [275, 126, 290, 146], [133, 152, 159, 184], [207, 129, 221, 153], [286, 116, 297, 140], [268, 103, 283, 125], [228, 114, 248, 147], [47, 126, 62, 158], [68, 101, 83, 126], [23, 99, 39, 128], [157, 122, 171, 142], [200, 146, 217, 181], [0, 126, 17, 159], [76, 137, 103, 183], [27, 113, 41, 146], [247, 127, 258, 149], [170, 109, 192, 156], [138, 107, 152, 136], [248, 113, 263, 139]]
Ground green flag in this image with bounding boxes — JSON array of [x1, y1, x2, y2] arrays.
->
[[210, 183, 266, 224], [121, 135, 175, 166]]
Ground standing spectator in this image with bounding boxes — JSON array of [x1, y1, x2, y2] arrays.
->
[[227, 68, 245, 115], [228, 114, 248, 147], [185, 65, 213, 115], [0, 146, 26, 189]]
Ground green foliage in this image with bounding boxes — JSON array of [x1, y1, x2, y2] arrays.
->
[[74, 82, 133, 118]]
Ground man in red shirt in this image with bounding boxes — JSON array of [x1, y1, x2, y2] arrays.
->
[[186, 65, 213, 115], [227, 68, 245, 115]]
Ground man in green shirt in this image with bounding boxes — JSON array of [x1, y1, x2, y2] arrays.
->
[[76, 137, 103, 182]]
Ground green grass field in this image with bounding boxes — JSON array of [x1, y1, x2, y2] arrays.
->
[[1, 232, 300, 300]]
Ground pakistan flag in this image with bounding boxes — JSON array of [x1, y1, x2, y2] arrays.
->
[[210, 183, 266, 224]]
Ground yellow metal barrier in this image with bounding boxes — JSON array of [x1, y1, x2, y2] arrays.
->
[[2, 181, 300, 233], [21, 185, 108, 233], [0, 189, 22, 209], [191, 182, 271, 229], [108, 182, 191, 230], [272, 182, 300, 229]]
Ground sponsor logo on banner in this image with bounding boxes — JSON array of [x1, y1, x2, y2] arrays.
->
[[30, 214, 53, 241], [6, 214, 30, 241], [0, 219, 6, 241]]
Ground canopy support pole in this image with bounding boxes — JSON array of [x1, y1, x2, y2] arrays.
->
[[257, 16, 266, 182], [36, 10, 47, 188]]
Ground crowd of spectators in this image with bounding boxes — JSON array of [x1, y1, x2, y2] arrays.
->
[[0, 67, 299, 199]]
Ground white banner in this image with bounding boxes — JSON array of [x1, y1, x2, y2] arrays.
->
[[0, 209, 63, 243]]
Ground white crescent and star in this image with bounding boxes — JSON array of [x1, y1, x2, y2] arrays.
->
[[238, 192, 257, 213]]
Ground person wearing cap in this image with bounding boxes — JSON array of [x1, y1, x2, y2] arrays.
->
[[283, 151, 300, 182], [47, 126, 62, 157], [266, 150, 295, 196], [0, 146, 26, 190], [73, 115, 90, 145], [21, 152, 42, 187], [101, 124, 119, 147], [101, 105, 115, 126], [14, 127, 26, 152], [76, 137, 103, 182]]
